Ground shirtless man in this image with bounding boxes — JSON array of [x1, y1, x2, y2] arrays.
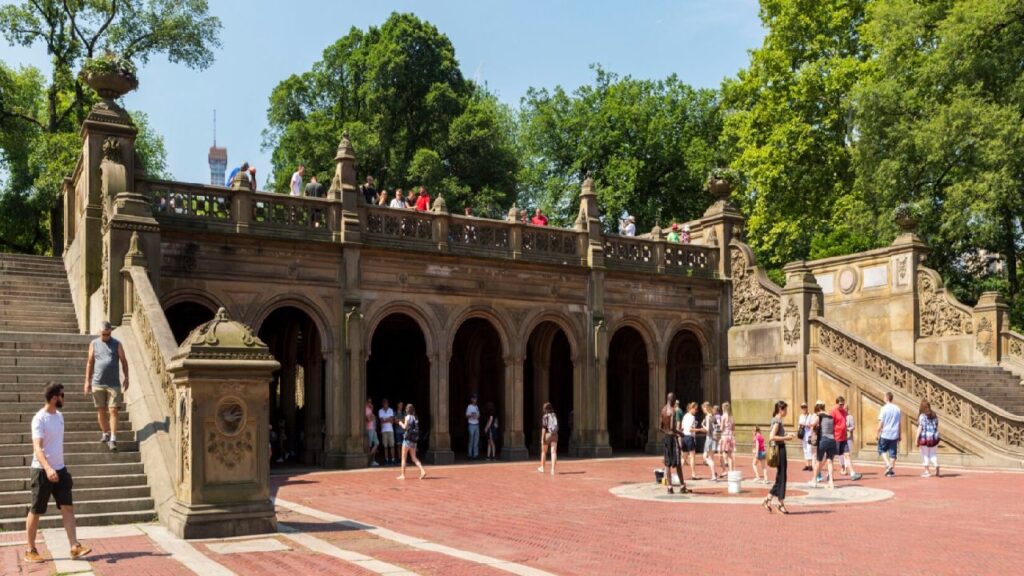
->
[[660, 393, 689, 494]]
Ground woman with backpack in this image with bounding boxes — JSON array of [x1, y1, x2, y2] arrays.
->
[[538, 402, 558, 475], [397, 404, 426, 480], [917, 400, 940, 478]]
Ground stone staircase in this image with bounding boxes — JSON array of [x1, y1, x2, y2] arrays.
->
[[0, 253, 154, 530], [922, 364, 1024, 417]]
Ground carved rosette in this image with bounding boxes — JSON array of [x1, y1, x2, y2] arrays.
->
[[730, 246, 781, 325], [207, 429, 254, 469], [975, 317, 993, 355], [918, 272, 974, 337], [783, 298, 801, 345]]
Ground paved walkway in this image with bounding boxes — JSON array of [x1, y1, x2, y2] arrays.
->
[[2, 456, 1021, 575]]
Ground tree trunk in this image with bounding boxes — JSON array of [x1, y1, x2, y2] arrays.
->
[[49, 205, 63, 257]]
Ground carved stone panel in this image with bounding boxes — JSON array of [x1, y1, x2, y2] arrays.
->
[[975, 317, 993, 355], [918, 273, 973, 337], [730, 246, 780, 325], [783, 298, 801, 346]]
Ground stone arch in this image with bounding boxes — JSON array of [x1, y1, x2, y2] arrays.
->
[[607, 316, 658, 364], [605, 319, 656, 452], [523, 316, 578, 455], [445, 305, 515, 360], [161, 289, 222, 345], [661, 320, 714, 365], [520, 310, 581, 363], [250, 293, 335, 353], [665, 324, 710, 408], [363, 301, 439, 358], [160, 287, 224, 313]]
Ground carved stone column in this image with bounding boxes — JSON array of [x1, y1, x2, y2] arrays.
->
[[502, 353, 529, 460], [426, 350, 455, 464], [165, 308, 280, 539], [647, 352, 667, 454], [973, 292, 1008, 365]]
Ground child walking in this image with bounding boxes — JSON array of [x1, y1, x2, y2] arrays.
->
[[752, 425, 769, 484]]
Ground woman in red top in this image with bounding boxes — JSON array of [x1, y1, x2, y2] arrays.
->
[[414, 186, 431, 211]]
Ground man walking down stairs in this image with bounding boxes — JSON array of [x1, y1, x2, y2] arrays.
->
[[0, 253, 154, 531]]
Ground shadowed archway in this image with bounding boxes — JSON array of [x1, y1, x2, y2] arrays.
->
[[607, 326, 649, 452], [367, 313, 431, 454], [449, 318, 505, 459], [524, 322, 574, 455], [164, 301, 216, 345], [667, 329, 704, 407]]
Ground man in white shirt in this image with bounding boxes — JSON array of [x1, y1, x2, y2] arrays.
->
[[290, 164, 305, 196], [876, 391, 902, 477], [378, 398, 396, 466], [619, 215, 636, 236], [680, 402, 703, 480], [24, 382, 91, 563], [466, 394, 481, 460]]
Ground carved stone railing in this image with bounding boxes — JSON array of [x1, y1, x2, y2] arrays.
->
[[665, 243, 718, 278], [812, 318, 1024, 452], [123, 265, 179, 410], [147, 180, 232, 221], [252, 193, 331, 236], [730, 240, 782, 324], [603, 235, 657, 271], [363, 205, 436, 249], [520, 225, 583, 265], [1002, 330, 1024, 366], [448, 215, 513, 257], [917, 266, 975, 338]]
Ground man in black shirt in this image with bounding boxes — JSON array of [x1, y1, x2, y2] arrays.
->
[[304, 175, 325, 198], [361, 175, 377, 204]]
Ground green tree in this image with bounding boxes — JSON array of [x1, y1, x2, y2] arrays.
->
[[519, 66, 723, 230], [263, 12, 518, 212], [0, 0, 220, 253], [721, 0, 869, 270]]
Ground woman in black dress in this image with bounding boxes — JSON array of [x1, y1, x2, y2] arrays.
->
[[764, 400, 796, 514]]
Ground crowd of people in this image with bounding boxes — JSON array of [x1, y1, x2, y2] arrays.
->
[[363, 397, 426, 479]]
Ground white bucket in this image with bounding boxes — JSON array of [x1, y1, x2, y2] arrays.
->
[[727, 470, 743, 494]]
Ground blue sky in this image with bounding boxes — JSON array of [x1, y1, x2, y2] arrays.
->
[[3, 0, 764, 186]]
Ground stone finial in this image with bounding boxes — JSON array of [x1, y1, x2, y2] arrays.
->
[[335, 131, 355, 162], [651, 220, 662, 239], [507, 203, 519, 223], [581, 171, 595, 197], [230, 170, 250, 190], [431, 194, 448, 214], [173, 307, 275, 361]]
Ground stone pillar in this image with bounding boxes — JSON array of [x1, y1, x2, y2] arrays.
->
[[426, 350, 454, 464], [781, 261, 824, 405], [645, 356, 662, 454], [973, 292, 1008, 365], [889, 218, 930, 363], [165, 308, 280, 539], [502, 353, 529, 460]]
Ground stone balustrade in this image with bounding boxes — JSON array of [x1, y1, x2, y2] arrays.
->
[[123, 262, 179, 409], [811, 318, 1024, 453]]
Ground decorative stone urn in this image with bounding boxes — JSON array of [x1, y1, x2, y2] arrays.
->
[[80, 70, 139, 99], [165, 308, 280, 539], [708, 177, 733, 202]]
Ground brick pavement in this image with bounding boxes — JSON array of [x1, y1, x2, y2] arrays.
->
[[0, 456, 1019, 575]]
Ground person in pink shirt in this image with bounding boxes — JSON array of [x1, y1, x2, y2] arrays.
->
[[530, 208, 548, 226], [414, 186, 431, 211]]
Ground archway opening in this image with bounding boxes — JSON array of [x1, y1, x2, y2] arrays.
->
[[606, 326, 649, 452], [367, 313, 431, 455], [164, 301, 216, 345], [524, 322, 574, 455], [449, 318, 505, 460], [258, 306, 325, 467], [667, 330, 704, 407]]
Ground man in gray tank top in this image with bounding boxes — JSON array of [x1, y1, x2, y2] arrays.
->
[[84, 321, 129, 451]]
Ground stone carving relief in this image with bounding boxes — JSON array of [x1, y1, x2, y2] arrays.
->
[[783, 298, 801, 346], [918, 272, 973, 337], [207, 429, 254, 469], [729, 246, 780, 325], [178, 390, 192, 479], [895, 256, 909, 286], [975, 317, 993, 355], [214, 397, 247, 437]]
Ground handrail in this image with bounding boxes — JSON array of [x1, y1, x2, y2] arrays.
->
[[1002, 329, 1024, 366], [125, 265, 179, 410], [810, 318, 1024, 452]]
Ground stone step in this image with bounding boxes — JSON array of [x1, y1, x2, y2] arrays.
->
[[0, 419, 131, 434], [0, 385, 96, 395], [0, 278, 71, 288], [0, 411, 129, 424], [0, 450, 141, 468], [0, 496, 153, 522], [0, 367, 90, 376], [0, 320, 77, 330], [1, 374, 102, 383], [0, 430, 136, 444], [0, 333, 93, 344], [0, 472, 147, 493], [0, 349, 88, 358], [0, 509, 156, 532], [0, 461, 143, 480], [0, 357, 83, 367], [0, 441, 139, 456], [0, 307, 77, 317], [0, 484, 150, 506], [0, 392, 113, 404], [0, 289, 71, 298]]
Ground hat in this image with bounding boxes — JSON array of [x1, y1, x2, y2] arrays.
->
[[671, 223, 680, 231], [683, 224, 690, 232], [628, 215, 635, 222]]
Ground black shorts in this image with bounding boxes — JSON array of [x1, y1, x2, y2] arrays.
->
[[682, 436, 697, 452], [30, 467, 73, 515], [817, 438, 837, 461], [664, 436, 681, 467]]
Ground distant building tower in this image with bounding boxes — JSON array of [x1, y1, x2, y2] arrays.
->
[[208, 110, 228, 185]]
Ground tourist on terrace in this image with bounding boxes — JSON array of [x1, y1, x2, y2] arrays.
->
[[720, 402, 736, 472], [702, 402, 721, 481], [667, 223, 681, 243], [832, 396, 862, 480], [365, 398, 380, 467], [397, 404, 426, 480], [378, 189, 389, 206], [304, 175, 325, 198], [466, 394, 481, 460], [484, 402, 498, 461], [538, 402, 559, 475], [877, 392, 901, 477], [765, 400, 795, 514], [681, 402, 700, 479], [225, 161, 249, 186], [414, 186, 431, 211], [390, 189, 407, 208], [247, 166, 257, 191], [917, 400, 940, 477], [531, 208, 548, 226], [520, 209, 529, 225], [361, 175, 377, 204], [680, 224, 691, 244], [290, 164, 304, 196], [752, 425, 768, 483], [798, 403, 814, 471], [619, 215, 636, 236]]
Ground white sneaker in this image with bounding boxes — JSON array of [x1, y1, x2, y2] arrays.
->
[[100, 433, 110, 443], [808, 481, 819, 488], [371, 461, 380, 467], [921, 471, 931, 478], [537, 467, 544, 473]]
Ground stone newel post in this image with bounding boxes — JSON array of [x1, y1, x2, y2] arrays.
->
[[166, 308, 280, 539], [973, 291, 1008, 365]]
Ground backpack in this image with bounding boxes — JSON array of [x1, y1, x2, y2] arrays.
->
[[405, 418, 420, 444]]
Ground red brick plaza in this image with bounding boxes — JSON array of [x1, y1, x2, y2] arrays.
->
[[3, 456, 1022, 576]]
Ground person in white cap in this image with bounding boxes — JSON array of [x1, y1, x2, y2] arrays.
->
[[619, 215, 636, 236], [681, 224, 691, 244]]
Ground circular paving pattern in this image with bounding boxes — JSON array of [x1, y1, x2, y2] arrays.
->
[[610, 479, 893, 506]]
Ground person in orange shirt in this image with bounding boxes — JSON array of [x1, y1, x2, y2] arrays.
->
[[414, 186, 431, 211], [530, 208, 548, 226]]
